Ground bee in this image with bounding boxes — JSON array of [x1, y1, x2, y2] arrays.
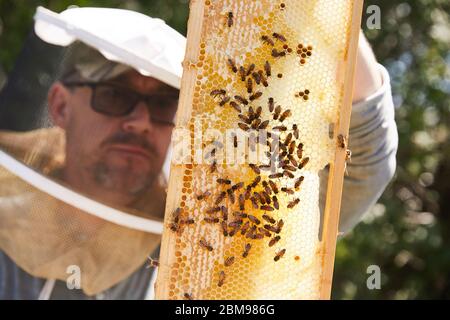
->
[[274, 249, 286, 262], [271, 49, 286, 58], [283, 164, 297, 172], [205, 148, 216, 159], [224, 256, 235, 267], [281, 187, 294, 195], [218, 271, 226, 287], [246, 63, 256, 76], [215, 191, 226, 205], [146, 256, 160, 269], [227, 58, 238, 73], [169, 222, 179, 232], [204, 217, 220, 223], [230, 101, 241, 113], [232, 182, 244, 191], [249, 164, 261, 174], [262, 191, 272, 204], [258, 227, 272, 237], [253, 191, 263, 204], [244, 186, 252, 200], [264, 224, 279, 233], [196, 191, 211, 201], [269, 236, 281, 247], [250, 197, 259, 209], [228, 226, 239, 237], [269, 173, 283, 179], [297, 143, 304, 159], [180, 218, 195, 225], [269, 180, 279, 194], [287, 198, 300, 209], [184, 293, 193, 300], [207, 206, 221, 214], [253, 233, 264, 240], [251, 176, 262, 188], [226, 11, 233, 27], [262, 181, 272, 195], [288, 155, 298, 167], [261, 205, 274, 212], [219, 96, 231, 107], [242, 243, 252, 258], [261, 35, 275, 46], [273, 105, 281, 120], [265, 61, 272, 77], [239, 114, 252, 124], [295, 176, 304, 189], [272, 32, 287, 42], [227, 188, 235, 204], [259, 120, 270, 130], [200, 238, 213, 251], [222, 205, 229, 221], [234, 211, 248, 219], [210, 160, 217, 173], [268, 97, 275, 112], [248, 214, 261, 225], [279, 110, 292, 122], [298, 157, 310, 169], [293, 124, 299, 139], [238, 123, 250, 131], [257, 71, 268, 87], [255, 106, 262, 118], [337, 134, 347, 149], [221, 221, 229, 237], [247, 106, 255, 119], [273, 125, 287, 131], [251, 71, 261, 85], [239, 66, 246, 81], [249, 91, 263, 101], [284, 133, 293, 146], [251, 119, 262, 130], [172, 207, 182, 223], [233, 135, 238, 148], [288, 141, 296, 155], [240, 221, 250, 235], [262, 215, 276, 225], [272, 196, 280, 210], [210, 89, 226, 97], [277, 219, 284, 232], [234, 95, 249, 105], [246, 78, 253, 94]]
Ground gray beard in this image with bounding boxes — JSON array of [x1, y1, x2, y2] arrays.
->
[[92, 159, 155, 197]]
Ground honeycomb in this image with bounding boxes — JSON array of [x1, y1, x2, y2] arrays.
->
[[155, 0, 362, 300]]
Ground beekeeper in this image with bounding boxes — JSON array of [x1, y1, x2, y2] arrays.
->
[[0, 6, 397, 300], [0, 7, 185, 299]]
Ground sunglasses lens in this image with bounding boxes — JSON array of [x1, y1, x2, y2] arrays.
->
[[93, 85, 137, 116], [146, 95, 178, 125]]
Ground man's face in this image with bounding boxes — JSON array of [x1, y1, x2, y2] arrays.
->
[[49, 70, 178, 207]]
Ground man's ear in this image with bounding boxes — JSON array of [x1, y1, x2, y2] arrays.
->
[[48, 82, 71, 129]]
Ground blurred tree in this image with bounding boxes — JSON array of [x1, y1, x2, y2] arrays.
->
[[0, 0, 449, 299]]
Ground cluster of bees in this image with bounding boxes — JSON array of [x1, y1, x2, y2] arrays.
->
[[171, 17, 316, 296]]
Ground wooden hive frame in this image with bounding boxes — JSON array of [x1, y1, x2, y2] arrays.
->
[[156, 0, 364, 300]]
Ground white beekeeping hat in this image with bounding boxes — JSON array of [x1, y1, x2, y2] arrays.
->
[[34, 6, 186, 89]]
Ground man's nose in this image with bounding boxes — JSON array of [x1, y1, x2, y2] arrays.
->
[[122, 102, 154, 134]]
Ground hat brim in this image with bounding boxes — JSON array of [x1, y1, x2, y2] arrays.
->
[[34, 6, 186, 89]]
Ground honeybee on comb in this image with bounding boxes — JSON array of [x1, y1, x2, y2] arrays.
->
[[227, 58, 238, 73], [226, 11, 233, 27]]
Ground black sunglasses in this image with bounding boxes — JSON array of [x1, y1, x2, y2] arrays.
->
[[63, 81, 179, 126]]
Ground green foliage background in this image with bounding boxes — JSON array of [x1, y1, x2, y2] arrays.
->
[[0, 0, 449, 299]]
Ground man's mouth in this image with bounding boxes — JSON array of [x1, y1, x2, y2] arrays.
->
[[107, 144, 153, 160]]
